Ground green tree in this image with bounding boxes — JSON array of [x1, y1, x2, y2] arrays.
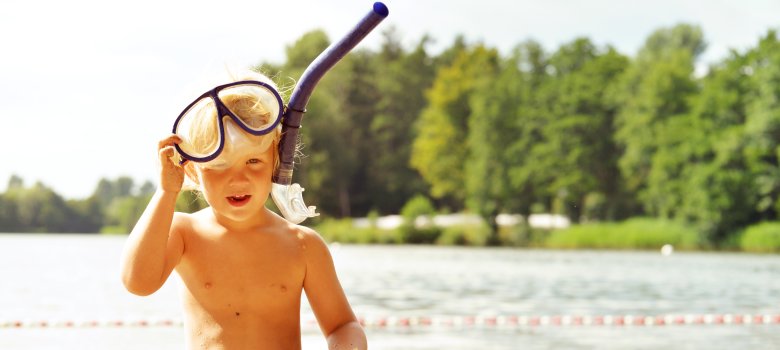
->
[[742, 30, 780, 221], [651, 31, 780, 243], [0, 191, 20, 231], [284, 30, 331, 70], [106, 196, 150, 234], [7, 175, 23, 191], [90, 177, 151, 233], [614, 24, 704, 216], [411, 43, 497, 209], [466, 44, 525, 243], [7, 181, 80, 233], [503, 40, 552, 217], [66, 196, 104, 232], [533, 39, 630, 221], [367, 31, 436, 214], [138, 180, 156, 197]]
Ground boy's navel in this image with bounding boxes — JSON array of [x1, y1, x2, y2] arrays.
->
[[204, 282, 212, 289]]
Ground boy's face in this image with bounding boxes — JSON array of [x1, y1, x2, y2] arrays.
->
[[195, 143, 275, 224]]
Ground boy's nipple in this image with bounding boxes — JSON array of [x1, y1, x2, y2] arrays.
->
[[269, 283, 288, 293]]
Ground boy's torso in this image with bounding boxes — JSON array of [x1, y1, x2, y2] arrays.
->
[[174, 212, 307, 349]]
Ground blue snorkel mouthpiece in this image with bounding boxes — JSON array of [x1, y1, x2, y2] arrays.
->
[[272, 2, 389, 223]]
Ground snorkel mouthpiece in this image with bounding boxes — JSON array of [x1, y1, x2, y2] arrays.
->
[[272, 2, 388, 223], [271, 183, 319, 224]]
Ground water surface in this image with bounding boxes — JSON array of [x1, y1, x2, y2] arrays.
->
[[0, 234, 778, 349]]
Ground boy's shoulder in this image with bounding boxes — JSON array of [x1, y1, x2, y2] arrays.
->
[[284, 222, 332, 259], [288, 221, 327, 246], [171, 208, 209, 229], [290, 222, 318, 237]]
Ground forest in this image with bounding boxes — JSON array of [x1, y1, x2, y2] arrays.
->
[[2, 24, 780, 250]]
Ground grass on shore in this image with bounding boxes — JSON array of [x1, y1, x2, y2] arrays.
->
[[739, 222, 780, 253], [544, 218, 702, 250], [313, 216, 705, 249]]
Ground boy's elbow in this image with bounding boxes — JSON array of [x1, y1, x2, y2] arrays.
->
[[326, 321, 367, 350], [125, 284, 157, 296], [121, 273, 160, 296], [123, 280, 158, 296]]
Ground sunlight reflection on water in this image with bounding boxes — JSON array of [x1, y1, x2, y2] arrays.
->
[[0, 235, 779, 349]]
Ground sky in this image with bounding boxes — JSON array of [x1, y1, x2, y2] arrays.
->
[[1, 0, 778, 199]]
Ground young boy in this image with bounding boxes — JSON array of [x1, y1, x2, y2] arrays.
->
[[120, 71, 366, 350]]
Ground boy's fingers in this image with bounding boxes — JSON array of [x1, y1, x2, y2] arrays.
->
[[158, 135, 182, 149], [159, 146, 176, 161]]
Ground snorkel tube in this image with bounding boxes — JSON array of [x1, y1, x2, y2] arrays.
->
[[272, 2, 389, 223]]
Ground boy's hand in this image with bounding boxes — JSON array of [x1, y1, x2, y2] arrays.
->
[[158, 134, 185, 193]]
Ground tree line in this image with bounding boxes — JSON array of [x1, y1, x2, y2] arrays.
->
[[0, 175, 205, 234], [2, 24, 780, 247]]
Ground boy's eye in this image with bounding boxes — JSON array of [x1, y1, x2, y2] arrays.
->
[[247, 158, 261, 164]]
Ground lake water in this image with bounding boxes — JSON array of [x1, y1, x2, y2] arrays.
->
[[0, 234, 778, 349]]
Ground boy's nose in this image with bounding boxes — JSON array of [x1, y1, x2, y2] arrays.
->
[[226, 166, 251, 187]]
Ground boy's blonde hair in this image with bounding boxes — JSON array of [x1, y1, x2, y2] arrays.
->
[[180, 70, 283, 190]]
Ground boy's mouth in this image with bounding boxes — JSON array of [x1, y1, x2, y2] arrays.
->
[[227, 194, 252, 207]]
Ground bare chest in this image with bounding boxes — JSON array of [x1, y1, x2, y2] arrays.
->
[[176, 231, 306, 314]]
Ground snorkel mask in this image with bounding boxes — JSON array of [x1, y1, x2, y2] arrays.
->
[[172, 79, 320, 222], [172, 80, 282, 165]]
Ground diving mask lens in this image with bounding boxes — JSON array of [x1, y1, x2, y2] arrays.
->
[[174, 98, 221, 160], [217, 84, 282, 132], [172, 81, 284, 163]]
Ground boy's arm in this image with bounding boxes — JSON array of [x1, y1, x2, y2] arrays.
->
[[120, 189, 185, 296], [121, 134, 186, 296], [302, 229, 367, 350]]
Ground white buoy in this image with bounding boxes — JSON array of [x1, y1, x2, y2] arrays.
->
[[661, 244, 674, 256]]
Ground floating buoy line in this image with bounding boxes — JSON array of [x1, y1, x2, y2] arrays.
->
[[2, 314, 779, 329]]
